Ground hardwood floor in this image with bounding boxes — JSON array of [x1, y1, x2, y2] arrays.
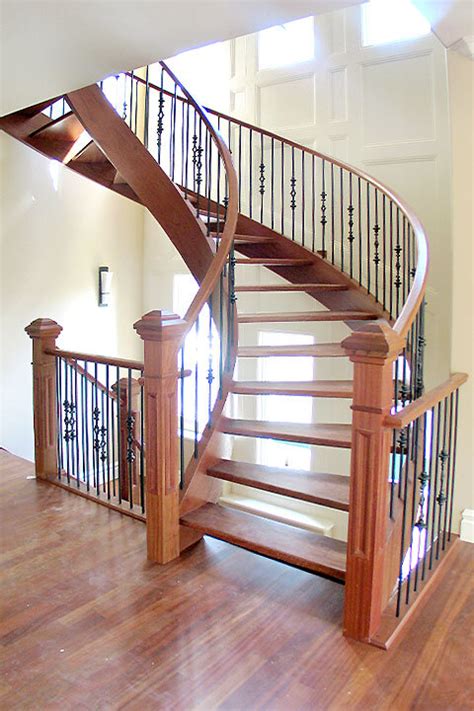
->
[[1, 450, 473, 710]]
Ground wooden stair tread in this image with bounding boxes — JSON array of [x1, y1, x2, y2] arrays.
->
[[28, 111, 83, 142], [238, 343, 347, 358], [231, 379, 353, 398], [180, 503, 347, 579], [235, 283, 348, 292], [73, 140, 108, 163], [219, 417, 352, 448], [235, 258, 313, 266], [238, 311, 377, 323], [208, 459, 350, 511], [211, 233, 273, 244]]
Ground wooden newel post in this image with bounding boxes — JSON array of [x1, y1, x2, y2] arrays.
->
[[133, 310, 187, 564], [342, 321, 405, 643], [111, 377, 142, 503], [25, 318, 63, 481]]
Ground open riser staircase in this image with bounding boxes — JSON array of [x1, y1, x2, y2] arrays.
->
[[1, 62, 467, 648]]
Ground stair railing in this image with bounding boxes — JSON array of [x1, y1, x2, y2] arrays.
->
[[128, 87, 467, 644], [119, 63, 239, 562]]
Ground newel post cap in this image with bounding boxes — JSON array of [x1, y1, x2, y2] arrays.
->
[[25, 318, 62, 340], [133, 310, 187, 342], [342, 320, 406, 361]]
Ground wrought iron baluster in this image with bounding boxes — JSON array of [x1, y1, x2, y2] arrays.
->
[[290, 146, 296, 241], [348, 172, 354, 278], [321, 158, 327, 254], [340, 167, 344, 271], [373, 189, 380, 302], [447, 390, 459, 540], [435, 399, 449, 559], [429, 403, 442, 570], [126, 370, 135, 509], [259, 132, 265, 224], [396, 425, 411, 617], [156, 68, 165, 163]]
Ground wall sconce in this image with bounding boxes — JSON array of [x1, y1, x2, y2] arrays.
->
[[98, 266, 113, 307]]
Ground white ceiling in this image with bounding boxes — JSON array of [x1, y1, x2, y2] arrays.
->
[[0, 0, 363, 115], [412, 0, 474, 54]]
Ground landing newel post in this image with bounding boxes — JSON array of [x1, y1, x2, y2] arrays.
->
[[134, 310, 187, 564], [342, 321, 405, 642], [25, 318, 63, 481]]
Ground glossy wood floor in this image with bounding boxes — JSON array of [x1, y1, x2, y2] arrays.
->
[[1, 450, 473, 710]]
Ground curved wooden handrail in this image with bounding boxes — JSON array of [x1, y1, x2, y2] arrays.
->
[[156, 63, 239, 335], [131, 69, 427, 341], [384, 372, 467, 428]]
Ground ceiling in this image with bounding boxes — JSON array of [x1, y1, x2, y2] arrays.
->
[[412, 0, 474, 55], [0, 0, 363, 115]]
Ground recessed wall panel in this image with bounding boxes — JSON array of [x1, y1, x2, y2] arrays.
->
[[259, 76, 315, 128]]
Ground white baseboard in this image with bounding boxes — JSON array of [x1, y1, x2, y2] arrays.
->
[[460, 509, 474, 543]]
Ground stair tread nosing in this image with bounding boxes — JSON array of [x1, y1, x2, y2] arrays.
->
[[181, 503, 347, 579], [238, 343, 347, 358], [235, 258, 313, 266], [208, 459, 350, 511], [219, 417, 352, 449], [238, 311, 378, 324], [230, 379, 353, 398]]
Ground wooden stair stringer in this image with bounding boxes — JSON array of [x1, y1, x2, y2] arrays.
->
[[64, 84, 215, 283]]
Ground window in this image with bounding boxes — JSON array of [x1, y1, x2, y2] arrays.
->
[[258, 16, 314, 71], [173, 274, 220, 435], [362, 0, 431, 47], [257, 331, 313, 469]]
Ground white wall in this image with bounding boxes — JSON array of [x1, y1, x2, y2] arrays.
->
[[0, 133, 145, 460], [447, 51, 474, 536]]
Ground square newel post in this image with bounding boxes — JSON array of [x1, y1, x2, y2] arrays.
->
[[134, 310, 187, 564], [342, 321, 405, 643], [25, 318, 63, 481]]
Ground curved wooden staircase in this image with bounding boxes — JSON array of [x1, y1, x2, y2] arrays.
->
[[3, 62, 467, 648]]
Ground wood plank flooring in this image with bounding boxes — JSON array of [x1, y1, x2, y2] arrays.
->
[[1, 450, 473, 710]]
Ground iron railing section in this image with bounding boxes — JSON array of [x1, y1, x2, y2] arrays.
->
[[386, 384, 462, 619], [55, 355, 146, 516]]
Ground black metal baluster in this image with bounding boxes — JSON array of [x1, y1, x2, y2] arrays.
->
[[330, 163, 335, 263], [249, 128, 253, 219], [271, 137, 275, 230], [394, 208, 402, 317], [358, 177, 362, 285], [301, 151, 305, 248], [84, 361, 90, 491], [134, 77, 139, 135], [290, 146, 296, 241], [93, 363, 100, 496], [373, 189, 380, 302], [144, 67, 150, 150], [106, 365, 111, 499], [63, 359, 71, 484], [321, 159, 327, 255], [339, 167, 344, 271], [56, 356, 63, 478], [422, 406, 435, 581], [127, 370, 134, 509], [101, 389, 107, 493], [429, 403, 442, 569], [207, 298, 214, 426], [281, 141, 285, 234], [238, 124, 242, 212], [396, 425, 411, 617], [116, 366, 122, 504], [348, 172, 354, 278], [447, 390, 459, 541], [382, 194, 387, 312], [406, 418, 421, 604], [435, 399, 449, 559], [74, 360, 80, 487], [194, 318, 200, 456], [139, 378, 145, 512], [366, 183, 371, 293], [414, 411, 429, 591], [442, 392, 455, 550], [259, 132, 265, 224], [157, 68, 165, 163], [184, 101, 190, 197], [180, 346, 185, 487], [311, 155, 316, 253], [129, 71, 134, 131], [80, 369, 87, 485]]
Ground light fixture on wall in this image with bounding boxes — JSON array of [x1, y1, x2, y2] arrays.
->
[[98, 266, 113, 307]]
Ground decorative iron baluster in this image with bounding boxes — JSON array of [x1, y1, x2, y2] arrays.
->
[[415, 300, 426, 398], [290, 175, 297, 241], [126, 413, 136, 463], [321, 159, 327, 253], [92, 406, 107, 464], [207, 298, 215, 426], [347, 172, 355, 279], [373, 220, 380, 302], [156, 82, 165, 161], [63, 400, 76, 443]]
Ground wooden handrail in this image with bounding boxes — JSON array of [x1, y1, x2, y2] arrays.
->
[[384, 373, 468, 429], [45, 347, 144, 371], [156, 62, 239, 335], [130, 67, 427, 342]]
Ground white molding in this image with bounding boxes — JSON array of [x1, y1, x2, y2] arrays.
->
[[449, 36, 474, 61], [460, 509, 474, 543], [219, 494, 335, 537]]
